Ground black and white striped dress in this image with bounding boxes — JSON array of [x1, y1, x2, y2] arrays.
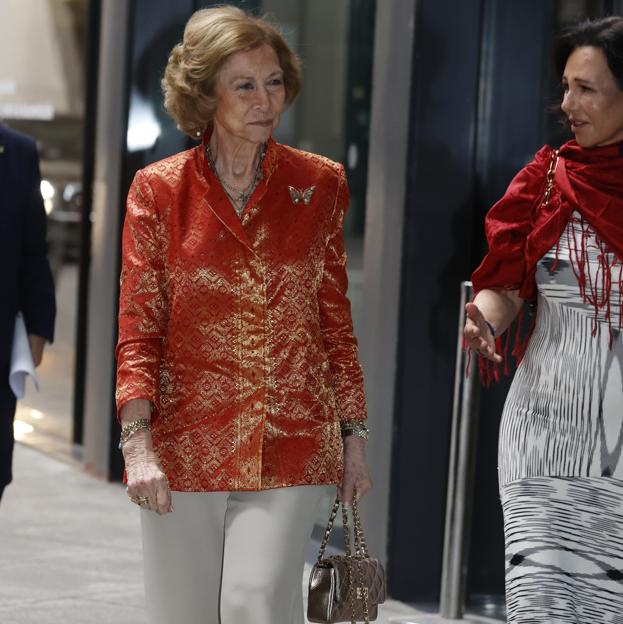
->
[[499, 212, 623, 624]]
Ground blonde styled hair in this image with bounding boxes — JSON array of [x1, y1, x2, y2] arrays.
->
[[162, 5, 301, 138]]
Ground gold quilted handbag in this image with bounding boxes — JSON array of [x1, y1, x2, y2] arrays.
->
[[307, 496, 386, 623]]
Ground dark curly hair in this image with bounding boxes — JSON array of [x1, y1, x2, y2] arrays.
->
[[552, 16, 623, 90]]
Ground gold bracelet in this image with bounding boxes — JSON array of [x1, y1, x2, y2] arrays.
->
[[118, 418, 151, 449], [340, 420, 369, 441]]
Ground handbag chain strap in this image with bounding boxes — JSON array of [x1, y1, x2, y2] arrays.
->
[[341, 503, 359, 624], [317, 493, 371, 624], [345, 498, 371, 624], [316, 496, 341, 562], [352, 499, 370, 559], [354, 499, 371, 623]]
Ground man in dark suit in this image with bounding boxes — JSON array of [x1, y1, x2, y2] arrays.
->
[[0, 123, 56, 501]]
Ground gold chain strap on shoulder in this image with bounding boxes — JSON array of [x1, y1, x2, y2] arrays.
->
[[540, 149, 559, 210]]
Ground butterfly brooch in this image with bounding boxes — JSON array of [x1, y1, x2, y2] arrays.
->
[[288, 185, 316, 205]]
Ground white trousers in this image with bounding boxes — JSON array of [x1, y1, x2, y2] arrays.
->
[[140, 485, 328, 624]]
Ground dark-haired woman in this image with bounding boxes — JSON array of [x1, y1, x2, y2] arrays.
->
[[465, 17, 623, 623]]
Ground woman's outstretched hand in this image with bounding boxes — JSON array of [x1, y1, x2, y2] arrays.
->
[[464, 302, 503, 363]]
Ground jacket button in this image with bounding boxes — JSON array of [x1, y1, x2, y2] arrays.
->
[[254, 401, 263, 411]]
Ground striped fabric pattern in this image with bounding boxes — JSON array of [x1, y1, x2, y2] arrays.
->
[[499, 213, 623, 622], [501, 477, 623, 624]]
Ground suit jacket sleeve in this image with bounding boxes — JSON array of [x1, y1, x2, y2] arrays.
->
[[19, 138, 56, 342], [318, 167, 367, 423], [115, 170, 168, 415]]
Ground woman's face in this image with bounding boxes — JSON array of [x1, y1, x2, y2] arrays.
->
[[213, 44, 286, 145], [561, 45, 623, 148]]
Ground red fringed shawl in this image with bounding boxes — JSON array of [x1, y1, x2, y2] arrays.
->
[[471, 139, 623, 383]]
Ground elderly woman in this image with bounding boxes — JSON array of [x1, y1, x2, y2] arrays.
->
[[115, 6, 371, 624], [465, 17, 623, 624]]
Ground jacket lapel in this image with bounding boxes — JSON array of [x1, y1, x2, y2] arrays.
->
[[196, 138, 280, 253], [196, 145, 255, 253], [202, 191, 256, 252], [240, 139, 279, 227]]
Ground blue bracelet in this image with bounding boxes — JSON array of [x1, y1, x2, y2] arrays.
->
[[484, 320, 496, 338]]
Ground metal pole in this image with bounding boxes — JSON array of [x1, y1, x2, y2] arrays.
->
[[439, 281, 481, 619]]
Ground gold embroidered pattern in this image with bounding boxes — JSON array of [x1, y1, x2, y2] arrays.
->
[[116, 141, 367, 491]]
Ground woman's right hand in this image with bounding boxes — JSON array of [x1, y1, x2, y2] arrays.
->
[[123, 429, 173, 515], [464, 302, 502, 363]]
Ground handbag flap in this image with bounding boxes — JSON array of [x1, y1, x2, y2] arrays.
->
[[322, 556, 386, 605]]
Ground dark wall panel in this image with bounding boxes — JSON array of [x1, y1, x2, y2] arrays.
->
[[389, 0, 484, 601], [466, 0, 551, 599]]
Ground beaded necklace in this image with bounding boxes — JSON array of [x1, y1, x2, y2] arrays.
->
[[205, 143, 266, 216]]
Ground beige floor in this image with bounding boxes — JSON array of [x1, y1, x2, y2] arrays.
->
[[0, 443, 452, 624], [4, 254, 431, 622], [5, 265, 501, 624]]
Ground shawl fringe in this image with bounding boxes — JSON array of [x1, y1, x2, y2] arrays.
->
[[467, 306, 534, 386], [469, 212, 623, 385], [469, 140, 623, 386]]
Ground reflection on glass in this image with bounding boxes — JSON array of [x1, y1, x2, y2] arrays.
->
[[127, 91, 163, 153], [30, 409, 45, 421], [13, 420, 35, 442], [0, 0, 90, 458]]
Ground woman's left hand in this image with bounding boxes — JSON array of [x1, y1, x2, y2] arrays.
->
[[338, 436, 372, 508]]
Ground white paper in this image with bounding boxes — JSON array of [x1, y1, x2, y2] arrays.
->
[[9, 312, 39, 399]]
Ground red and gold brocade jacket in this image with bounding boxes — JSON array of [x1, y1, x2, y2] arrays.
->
[[115, 138, 367, 492]]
